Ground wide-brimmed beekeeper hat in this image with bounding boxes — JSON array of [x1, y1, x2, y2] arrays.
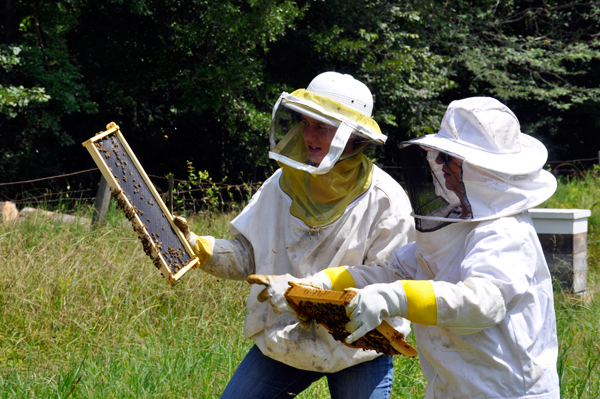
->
[[399, 97, 548, 175], [398, 97, 557, 231]]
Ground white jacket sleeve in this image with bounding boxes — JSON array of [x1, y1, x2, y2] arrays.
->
[[433, 277, 506, 334], [347, 242, 419, 288], [345, 221, 518, 333], [363, 213, 415, 267], [345, 275, 506, 337], [201, 234, 255, 280]]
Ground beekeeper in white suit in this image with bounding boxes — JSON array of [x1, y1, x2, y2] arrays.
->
[[294, 97, 560, 398], [175, 71, 415, 398]]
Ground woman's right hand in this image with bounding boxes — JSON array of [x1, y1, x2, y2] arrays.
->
[[173, 216, 198, 246], [174, 216, 213, 268]]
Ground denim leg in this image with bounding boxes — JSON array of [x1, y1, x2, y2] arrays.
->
[[220, 345, 325, 399], [326, 355, 394, 399]]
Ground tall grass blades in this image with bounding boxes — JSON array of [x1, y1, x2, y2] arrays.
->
[[0, 208, 251, 398], [1, 167, 599, 397], [555, 289, 600, 398], [541, 168, 600, 398]]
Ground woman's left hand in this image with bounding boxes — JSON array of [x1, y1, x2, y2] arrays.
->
[[247, 274, 319, 330]]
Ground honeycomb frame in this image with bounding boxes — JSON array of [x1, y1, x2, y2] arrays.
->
[[83, 122, 198, 284], [285, 284, 417, 357]]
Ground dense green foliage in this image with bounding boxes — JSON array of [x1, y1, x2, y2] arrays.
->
[[2, 0, 600, 195]]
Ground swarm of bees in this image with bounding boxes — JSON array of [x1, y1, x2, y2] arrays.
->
[[296, 300, 398, 355], [110, 187, 162, 272]]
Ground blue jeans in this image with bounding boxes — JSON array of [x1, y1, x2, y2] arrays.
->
[[220, 345, 394, 399]]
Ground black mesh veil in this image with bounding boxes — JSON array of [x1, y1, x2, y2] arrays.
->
[[399, 144, 473, 232]]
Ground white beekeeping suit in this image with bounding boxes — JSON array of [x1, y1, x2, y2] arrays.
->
[[318, 97, 560, 398], [175, 72, 415, 376]]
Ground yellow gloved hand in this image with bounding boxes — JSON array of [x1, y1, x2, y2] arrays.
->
[[173, 216, 213, 268]]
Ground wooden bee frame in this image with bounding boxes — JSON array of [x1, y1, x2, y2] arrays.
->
[[83, 122, 198, 284], [285, 284, 417, 357]]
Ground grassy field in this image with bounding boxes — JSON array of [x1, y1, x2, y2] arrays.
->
[[539, 169, 600, 397], [0, 170, 599, 398]]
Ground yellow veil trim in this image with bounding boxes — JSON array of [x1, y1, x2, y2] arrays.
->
[[279, 154, 373, 227], [290, 89, 382, 137]]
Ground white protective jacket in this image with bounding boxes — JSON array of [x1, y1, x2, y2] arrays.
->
[[346, 212, 560, 399], [201, 165, 415, 372]]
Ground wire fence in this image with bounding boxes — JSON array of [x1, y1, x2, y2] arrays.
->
[[0, 167, 263, 213], [1, 154, 599, 211], [145, 173, 261, 214]]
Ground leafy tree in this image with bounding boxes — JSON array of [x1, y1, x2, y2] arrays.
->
[[0, 45, 50, 118], [1, 0, 306, 194], [2, 0, 600, 202], [0, 0, 97, 188], [262, 0, 455, 177], [423, 0, 600, 161], [67, 0, 306, 184]]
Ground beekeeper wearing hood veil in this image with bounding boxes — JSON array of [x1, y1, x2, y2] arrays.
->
[[303, 97, 559, 398], [174, 72, 415, 399]]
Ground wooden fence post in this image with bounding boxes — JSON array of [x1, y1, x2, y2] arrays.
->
[[92, 175, 111, 225]]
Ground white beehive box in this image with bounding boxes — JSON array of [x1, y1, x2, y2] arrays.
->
[[529, 208, 591, 295]]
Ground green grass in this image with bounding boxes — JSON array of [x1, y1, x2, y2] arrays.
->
[[534, 168, 600, 398], [0, 208, 252, 398], [1, 170, 599, 397]]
